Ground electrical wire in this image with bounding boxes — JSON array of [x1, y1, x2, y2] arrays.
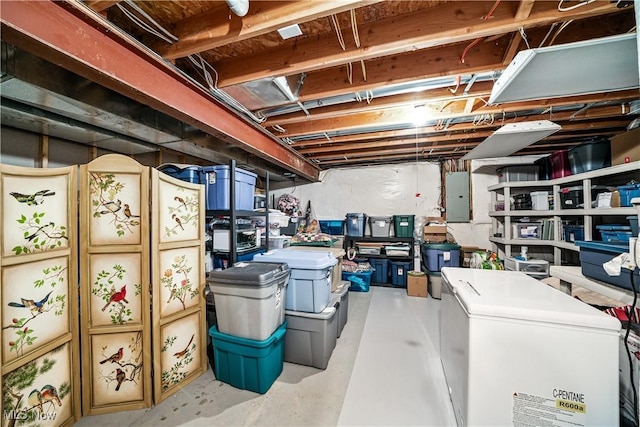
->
[[461, 37, 484, 64], [483, 0, 502, 19], [116, 3, 176, 44], [558, 0, 596, 12], [330, 14, 346, 50], [351, 9, 360, 48], [124, 0, 178, 42], [518, 27, 531, 49], [548, 20, 573, 46], [538, 22, 558, 47]]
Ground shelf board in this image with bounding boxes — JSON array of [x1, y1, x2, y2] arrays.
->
[[489, 237, 579, 252], [487, 161, 640, 191], [550, 266, 635, 305], [491, 207, 637, 217]]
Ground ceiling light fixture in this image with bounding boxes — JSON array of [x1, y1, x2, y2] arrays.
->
[[277, 24, 303, 40], [488, 33, 639, 104], [461, 120, 561, 160], [225, 0, 249, 17], [410, 105, 429, 126]]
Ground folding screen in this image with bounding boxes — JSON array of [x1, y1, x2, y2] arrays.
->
[[79, 154, 152, 415], [150, 169, 207, 403], [0, 164, 81, 426]]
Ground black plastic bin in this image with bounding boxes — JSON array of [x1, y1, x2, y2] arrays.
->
[[568, 139, 611, 174]]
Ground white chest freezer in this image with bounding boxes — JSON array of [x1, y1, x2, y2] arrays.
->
[[440, 267, 621, 427]]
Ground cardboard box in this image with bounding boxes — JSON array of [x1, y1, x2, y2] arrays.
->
[[611, 127, 640, 166], [407, 271, 428, 297], [460, 246, 482, 268], [423, 232, 447, 243]]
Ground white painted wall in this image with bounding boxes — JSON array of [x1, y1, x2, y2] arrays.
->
[[270, 161, 502, 249]]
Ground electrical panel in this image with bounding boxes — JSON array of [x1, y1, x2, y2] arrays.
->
[[445, 171, 470, 223]]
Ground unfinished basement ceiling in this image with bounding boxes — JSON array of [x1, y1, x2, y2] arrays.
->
[[2, 0, 639, 176]]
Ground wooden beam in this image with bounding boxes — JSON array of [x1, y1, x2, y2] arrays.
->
[[278, 93, 636, 138], [302, 120, 629, 160], [39, 134, 49, 168], [84, 0, 121, 13], [156, 1, 383, 60], [213, 0, 618, 87], [1, 0, 320, 182]]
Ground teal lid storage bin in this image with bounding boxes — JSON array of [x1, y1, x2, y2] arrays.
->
[[393, 215, 415, 238]]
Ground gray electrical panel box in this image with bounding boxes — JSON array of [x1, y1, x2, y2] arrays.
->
[[445, 171, 470, 222]]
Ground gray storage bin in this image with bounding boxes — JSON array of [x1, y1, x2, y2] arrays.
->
[[207, 262, 289, 341], [284, 306, 338, 369], [331, 281, 350, 338], [497, 165, 539, 183], [368, 215, 392, 237]]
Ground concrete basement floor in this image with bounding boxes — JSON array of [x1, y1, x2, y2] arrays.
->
[[75, 287, 456, 426]]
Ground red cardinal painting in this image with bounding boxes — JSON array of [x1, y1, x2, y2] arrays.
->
[[102, 285, 129, 311]]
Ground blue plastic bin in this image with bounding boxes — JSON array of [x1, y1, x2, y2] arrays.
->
[[209, 322, 286, 394], [342, 270, 372, 292], [319, 220, 345, 235], [421, 243, 460, 272], [345, 213, 366, 237], [618, 184, 640, 207], [575, 241, 640, 291], [390, 260, 412, 287], [369, 258, 389, 284], [213, 248, 266, 270], [596, 224, 632, 243], [563, 225, 584, 243], [202, 165, 257, 211], [157, 164, 203, 184], [629, 216, 639, 237]]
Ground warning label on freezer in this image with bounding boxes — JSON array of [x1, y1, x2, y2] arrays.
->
[[512, 392, 586, 427]]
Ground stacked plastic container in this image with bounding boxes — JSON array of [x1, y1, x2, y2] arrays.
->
[[201, 165, 257, 211], [207, 262, 291, 393], [421, 242, 461, 299], [368, 216, 392, 237], [253, 249, 339, 370], [345, 213, 366, 236]]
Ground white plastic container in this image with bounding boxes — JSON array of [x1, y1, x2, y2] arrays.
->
[[504, 257, 550, 279], [530, 191, 550, 210], [284, 305, 338, 369], [207, 262, 289, 340], [253, 249, 337, 313]]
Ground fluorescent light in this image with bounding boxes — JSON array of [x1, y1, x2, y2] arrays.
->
[[489, 34, 639, 104], [277, 24, 303, 40], [410, 105, 429, 126], [461, 120, 561, 160]]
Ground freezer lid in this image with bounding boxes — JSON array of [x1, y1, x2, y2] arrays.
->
[[253, 249, 337, 269], [440, 268, 621, 331], [207, 262, 289, 286]]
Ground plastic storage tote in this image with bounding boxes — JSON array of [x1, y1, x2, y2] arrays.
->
[[319, 220, 345, 235], [342, 270, 372, 292], [503, 257, 550, 279], [596, 224, 633, 243], [563, 224, 584, 243], [575, 241, 640, 291], [548, 149, 572, 179], [530, 191, 550, 210], [558, 185, 607, 209], [568, 139, 611, 174], [369, 258, 389, 283], [345, 213, 366, 237], [618, 184, 640, 207], [421, 243, 461, 272], [496, 165, 539, 182], [209, 322, 286, 394], [284, 306, 338, 369], [535, 156, 551, 180], [331, 282, 349, 338], [202, 165, 257, 211], [252, 249, 337, 313], [212, 247, 265, 270], [368, 215, 393, 237], [207, 262, 289, 340], [393, 215, 415, 238], [629, 215, 639, 236], [157, 164, 203, 184], [390, 260, 412, 286]]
